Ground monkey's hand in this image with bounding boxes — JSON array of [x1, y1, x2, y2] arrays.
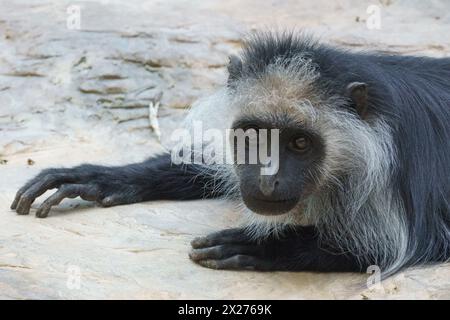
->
[[11, 154, 224, 218], [189, 227, 362, 272], [189, 228, 278, 271], [10, 165, 142, 218]]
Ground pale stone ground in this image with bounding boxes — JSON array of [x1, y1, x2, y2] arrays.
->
[[0, 0, 449, 299]]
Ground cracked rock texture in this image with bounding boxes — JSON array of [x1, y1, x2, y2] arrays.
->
[[0, 0, 449, 299]]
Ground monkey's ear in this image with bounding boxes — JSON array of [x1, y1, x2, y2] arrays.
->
[[227, 55, 243, 86], [346, 82, 368, 119]]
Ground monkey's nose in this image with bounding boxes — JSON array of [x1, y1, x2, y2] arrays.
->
[[259, 176, 279, 196]]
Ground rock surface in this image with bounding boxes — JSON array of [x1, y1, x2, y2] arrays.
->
[[0, 0, 449, 299]]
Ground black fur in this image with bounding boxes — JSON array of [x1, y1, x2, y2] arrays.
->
[[190, 227, 362, 272], [11, 32, 450, 274], [229, 32, 450, 270], [10, 154, 222, 218]]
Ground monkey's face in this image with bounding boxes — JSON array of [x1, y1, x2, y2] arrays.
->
[[231, 115, 325, 216], [227, 60, 331, 216], [227, 57, 371, 217]]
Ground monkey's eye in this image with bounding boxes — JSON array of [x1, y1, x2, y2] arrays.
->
[[289, 136, 311, 153]]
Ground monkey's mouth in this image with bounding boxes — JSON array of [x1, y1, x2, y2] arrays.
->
[[243, 196, 299, 216]]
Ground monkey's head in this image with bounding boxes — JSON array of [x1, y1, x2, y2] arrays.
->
[[226, 36, 374, 218]]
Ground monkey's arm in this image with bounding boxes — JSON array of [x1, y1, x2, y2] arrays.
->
[[11, 153, 222, 218], [189, 227, 363, 272]]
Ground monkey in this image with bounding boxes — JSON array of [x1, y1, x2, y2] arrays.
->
[[10, 32, 450, 277]]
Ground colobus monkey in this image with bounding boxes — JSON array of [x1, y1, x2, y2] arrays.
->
[[11, 33, 450, 276]]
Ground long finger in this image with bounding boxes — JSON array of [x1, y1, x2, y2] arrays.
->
[[195, 255, 272, 271], [189, 244, 263, 261], [11, 175, 46, 210], [191, 228, 252, 249], [11, 184, 33, 210], [35, 184, 99, 218], [11, 169, 66, 210], [15, 173, 78, 215]]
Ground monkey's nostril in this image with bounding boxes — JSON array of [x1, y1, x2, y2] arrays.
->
[[259, 176, 279, 196]]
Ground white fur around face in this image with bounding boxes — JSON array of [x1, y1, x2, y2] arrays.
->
[[181, 57, 407, 274]]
